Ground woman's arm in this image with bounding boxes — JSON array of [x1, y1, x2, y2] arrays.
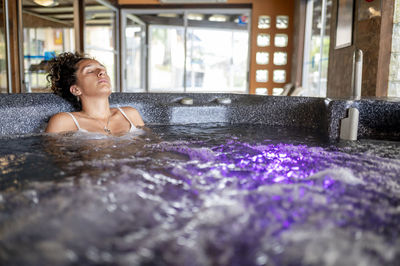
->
[[45, 112, 77, 133]]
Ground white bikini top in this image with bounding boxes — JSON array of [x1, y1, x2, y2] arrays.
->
[[66, 107, 137, 133]]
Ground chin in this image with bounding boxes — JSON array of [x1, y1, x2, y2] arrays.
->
[[99, 84, 112, 92]]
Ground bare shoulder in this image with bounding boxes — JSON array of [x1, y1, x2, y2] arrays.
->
[[45, 112, 77, 133], [119, 106, 145, 126]]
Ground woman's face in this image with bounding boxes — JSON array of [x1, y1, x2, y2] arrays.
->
[[72, 59, 112, 98]]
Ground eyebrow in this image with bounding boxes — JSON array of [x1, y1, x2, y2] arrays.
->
[[81, 63, 106, 71]]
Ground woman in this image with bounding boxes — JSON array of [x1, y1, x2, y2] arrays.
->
[[45, 52, 144, 134]]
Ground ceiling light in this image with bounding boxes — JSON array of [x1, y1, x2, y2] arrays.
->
[[33, 0, 59, 7], [209, 15, 228, 22], [158, 13, 178, 18], [187, 14, 204, 21]]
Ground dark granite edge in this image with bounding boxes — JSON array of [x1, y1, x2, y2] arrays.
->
[[1, 93, 400, 141]]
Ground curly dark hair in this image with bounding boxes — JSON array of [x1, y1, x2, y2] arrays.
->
[[47, 52, 91, 107]]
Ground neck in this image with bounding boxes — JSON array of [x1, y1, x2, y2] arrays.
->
[[80, 97, 111, 120]]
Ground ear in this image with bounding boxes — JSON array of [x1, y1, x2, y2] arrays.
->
[[70, 85, 81, 96]]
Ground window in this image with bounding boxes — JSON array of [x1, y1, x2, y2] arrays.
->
[[257, 33, 270, 47], [302, 0, 332, 97], [0, 0, 7, 93], [123, 15, 145, 92], [388, 0, 400, 96], [254, 12, 291, 95], [273, 52, 287, 65], [121, 9, 250, 93], [20, 0, 118, 93], [22, 0, 75, 93], [85, 0, 118, 92], [255, 87, 268, 95], [276, 16, 289, 29], [256, 52, 269, 65], [273, 70, 286, 83], [258, 15, 271, 29], [256, 70, 268, 82], [273, 87, 283, 95], [186, 26, 248, 92], [149, 25, 185, 92], [274, 34, 288, 47]]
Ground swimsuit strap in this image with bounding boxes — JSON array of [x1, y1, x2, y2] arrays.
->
[[117, 107, 136, 131], [66, 112, 83, 131]]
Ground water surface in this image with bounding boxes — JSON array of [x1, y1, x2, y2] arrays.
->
[[0, 124, 399, 266]]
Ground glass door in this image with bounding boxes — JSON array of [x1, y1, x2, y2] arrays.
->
[[0, 0, 7, 93], [122, 14, 145, 92], [185, 12, 249, 93], [21, 0, 75, 93], [149, 23, 185, 92], [121, 8, 250, 93], [302, 0, 332, 97], [85, 0, 118, 92]]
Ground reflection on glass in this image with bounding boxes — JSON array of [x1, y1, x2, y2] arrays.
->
[[302, 0, 332, 97], [85, 2, 117, 91], [0, 0, 7, 93], [258, 15, 271, 29], [273, 52, 287, 65], [125, 10, 250, 93], [24, 29, 64, 91], [256, 70, 268, 83], [186, 27, 248, 93], [22, 0, 75, 92], [125, 20, 144, 92], [273, 87, 283, 95], [276, 15, 289, 29], [149, 26, 185, 92], [336, 0, 353, 48], [388, 21, 400, 96], [257, 33, 270, 47], [22, 0, 75, 93], [255, 87, 268, 95], [274, 34, 288, 47], [273, 70, 286, 83], [256, 52, 269, 65]]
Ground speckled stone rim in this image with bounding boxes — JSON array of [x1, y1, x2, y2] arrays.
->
[[0, 93, 399, 140]]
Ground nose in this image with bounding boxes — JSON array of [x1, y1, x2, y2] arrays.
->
[[98, 68, 106, 77]]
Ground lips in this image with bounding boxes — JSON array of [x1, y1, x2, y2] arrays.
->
[[98, 78, 110, 84]]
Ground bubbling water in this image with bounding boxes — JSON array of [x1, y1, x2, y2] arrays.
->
[[0, 124, 399, 266]]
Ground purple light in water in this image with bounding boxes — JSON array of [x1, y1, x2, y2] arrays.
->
[[272, 176, 286, 183], [323, 177, 335, 189], [208, 142, 329, 187], [161, 140, 333, 189]]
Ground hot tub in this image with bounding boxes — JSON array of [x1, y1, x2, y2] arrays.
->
[[0, 93, 399, 266]]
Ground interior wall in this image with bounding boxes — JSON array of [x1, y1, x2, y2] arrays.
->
[[327, 0, 394, 98], [118, 0, 295, 95]]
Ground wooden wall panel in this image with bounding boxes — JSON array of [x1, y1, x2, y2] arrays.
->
[[356, 17, 381, 97], [7, 0, 22, 93], [327, 0, 394, 98], [249, 0, 294, 94]]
